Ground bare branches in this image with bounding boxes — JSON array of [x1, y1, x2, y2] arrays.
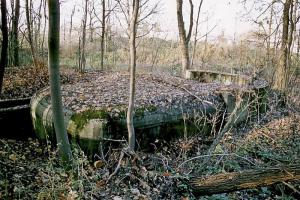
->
[[115, 0, 160, 38], [137, 0, 160, 24]]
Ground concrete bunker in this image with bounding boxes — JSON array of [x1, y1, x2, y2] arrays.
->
[[31, 72, 268, 152]]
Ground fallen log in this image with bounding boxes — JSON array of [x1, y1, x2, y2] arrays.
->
[[190, 165, 300, 195]]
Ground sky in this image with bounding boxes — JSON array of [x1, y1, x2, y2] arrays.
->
[[157, 0, 253, 40], [60, 0, 254, 40]]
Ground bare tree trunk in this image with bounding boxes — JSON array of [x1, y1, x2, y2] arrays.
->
[[286, 0, 298, 85], [297, 28, 300, 57], [266, 0, 275, 66], [286, 0, 295, 73], [291, 0, 298, 50], [273, 0, 291, 92], [48, 0, 72, 162], [11, 0, 20, 66], [36, 0, 43, 51], [79, 0, 88, 72], [88, 1, 94, 42], [41, 0, 47, 63], [100, 0, 106, 70], [0, 0, 8, 95], [69, 5, 76, 40], [63, 20, 66, 43], [78, 37, 81, 69], [25, 0, 38, 67], [127, 0, 140, 151], [69, 5, 75, 57], [105, 0, 111, 54], [191, 0, 203, 68], [176, 0, 194, 77]]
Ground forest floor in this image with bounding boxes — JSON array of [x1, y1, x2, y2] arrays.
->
[[0, 66, 300, 199]]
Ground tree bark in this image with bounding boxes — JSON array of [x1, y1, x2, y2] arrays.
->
[[191, 0, 203, 68], [36, 0, 43, 50], [88, 1, 94, 42], [176, 0, 194, 77], [297, 28, 300, 57], [48, 0, 72, 162], [127, 0, 140, 151], [79, 0, 88, 72], [11, 0, 20, 66], [190, 165, 300, 195], [266, 0, 275, 67], [69, 5, 75, 57], [41, 0, 47, 62], [100, 0, 106, 71], [286, 0, 295, 76], [0, 0, 8, 95], [273, 0, 291, 92], [69, 5, 75, 40], [25, 0, 38, 68]]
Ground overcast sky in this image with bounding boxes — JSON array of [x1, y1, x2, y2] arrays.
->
[[61, 0, 254, 40], [158, 0, 253, 40]]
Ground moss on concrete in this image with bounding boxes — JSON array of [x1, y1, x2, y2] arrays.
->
[[70, 109, 109, 132], [135, 105, 157, 117]]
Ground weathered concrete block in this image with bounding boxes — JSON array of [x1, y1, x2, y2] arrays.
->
[[186, 70, 251, 86], [30, 72, 268, 153], [31, 87, 222, 153]]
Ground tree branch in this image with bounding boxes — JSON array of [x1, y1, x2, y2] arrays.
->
[[186, 0, 194, 42]]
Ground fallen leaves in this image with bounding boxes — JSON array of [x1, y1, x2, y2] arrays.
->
[[94, 160, 106, 169], [1, 66, 81, 99], [8, 154, 17, 162], [59, 72, 230, 114]]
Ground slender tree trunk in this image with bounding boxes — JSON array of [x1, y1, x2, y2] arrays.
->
[[11, 0, 20, 66], [41, 0, 47, 63], [69, 6, 75, 40], [191, 0, 203, 68], [266, 0, 275, 66], [78, 37, 81, 69], [79, 0, 88, 72], [25, 0, 38, 67], [0, 0, 8, 95], [63, 20, 66, 43], [127, 0, 140, 151], [286, 0, 294, 74], [89, 1, 94, 42], [69, 5, 75, 57], [273, 0, 291, 91], [286, 0, 298, 84], [176, 0, 194, 77], [291, 0, 298, 51], [100, 0, 106, 70], [48, 0, 72, 162], [105, 0, 111, 54], [36, 0, 43, 50], [297, 28, 300, 57]]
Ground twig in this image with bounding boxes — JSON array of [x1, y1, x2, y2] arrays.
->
[[282, 181, 300, 195], [102, 138, 127, 143], [198, 93, 244, 169], [106, 147, 134, 183], [106, 150, 125, 183], [177, 85, 214, 105]]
